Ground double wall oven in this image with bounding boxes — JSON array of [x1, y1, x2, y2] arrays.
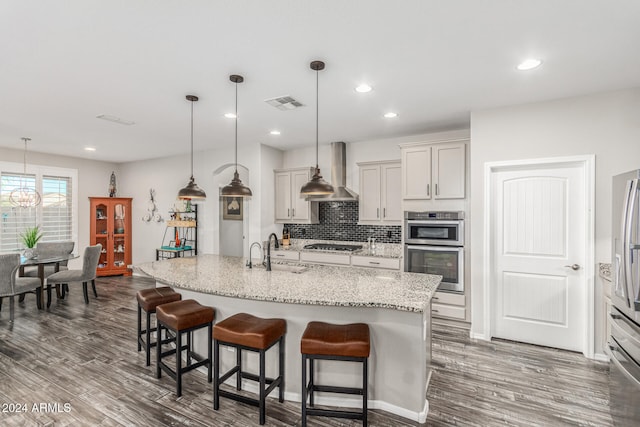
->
[[404, 211, 464, 293]]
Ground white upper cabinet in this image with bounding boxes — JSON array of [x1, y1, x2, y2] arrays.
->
[[274, 168, 319, 224], [357, 161, 402, 225], [401, 140, 466, 200]]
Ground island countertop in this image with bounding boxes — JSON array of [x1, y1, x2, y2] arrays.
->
[[135, 254, 440, 313]]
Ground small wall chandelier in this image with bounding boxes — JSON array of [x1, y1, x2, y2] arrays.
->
[[300, 60, 334, 196], [10, 137, 42, 208], [177, 95, 207, 201], [221, 74, 252, 197]]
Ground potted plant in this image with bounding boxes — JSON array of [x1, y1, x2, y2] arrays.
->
[[20, 225, 43, 259]]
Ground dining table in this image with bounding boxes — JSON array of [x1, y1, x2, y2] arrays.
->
[[18, 254, 77, 309]]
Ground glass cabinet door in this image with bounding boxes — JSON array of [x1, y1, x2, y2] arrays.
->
[[112, 202, 126, 269], [95, 203, 108, 271]]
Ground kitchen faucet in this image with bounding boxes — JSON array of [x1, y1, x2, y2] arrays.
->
[[265, 233, 280, 271], [247, 241, 262, 268]]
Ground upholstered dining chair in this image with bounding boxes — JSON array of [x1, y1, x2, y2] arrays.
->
[[22, 241, 75, 278], [0, 254, 42, 322], [46, 244, 101, 305], [21, 241, 76, 306]]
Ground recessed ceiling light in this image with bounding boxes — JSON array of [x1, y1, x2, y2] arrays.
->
[[84, 147, 96, 152], [517, 58, 542, 71], [224, 113, 236, 118], [384, 112, 398, 118], [270, 130, 281, 135], [355, 84, 372, 93]]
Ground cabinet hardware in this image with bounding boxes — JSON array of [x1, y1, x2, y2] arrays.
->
[[383, 208, 386, 218], [369, 261, 380, 265], [432, 297, 439, 300], [564, 264, 580, 270], [427, 184, 430, 196], [435, 183, 439, 196], [432, 309, 439, 313], [292, 208, 295, 217], [377, 208, 380, 218], [287, 208, 290, 217]]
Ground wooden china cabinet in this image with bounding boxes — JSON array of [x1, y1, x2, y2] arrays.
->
[[89, 197, 132, 277]]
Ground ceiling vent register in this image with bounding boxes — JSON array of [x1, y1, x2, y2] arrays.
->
[[264, 95, 304, 111]]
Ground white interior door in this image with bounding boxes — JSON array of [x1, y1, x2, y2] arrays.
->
[[492, 162, 586, 351]]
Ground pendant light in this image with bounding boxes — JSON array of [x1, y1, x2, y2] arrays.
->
[[221, 74, 253, 197], [9, 137, 42, 208], [178, 95, 207, 200], [300, 60, 334, 196]]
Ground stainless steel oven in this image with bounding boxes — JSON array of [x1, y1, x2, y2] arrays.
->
[[404, 211, 464, 246], [404, 211, 464, 293]]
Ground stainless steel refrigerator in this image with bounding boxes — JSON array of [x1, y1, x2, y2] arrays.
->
[[609, 170, 640, 425]]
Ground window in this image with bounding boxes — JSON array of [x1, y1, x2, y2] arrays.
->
[[0, 162, 77, 253]]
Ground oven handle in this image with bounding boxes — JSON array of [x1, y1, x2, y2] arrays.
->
[[405, 220, 463, 226], [405, 244, 463, 252]]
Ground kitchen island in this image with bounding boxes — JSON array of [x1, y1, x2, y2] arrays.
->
[[135, 254, 440, 422]]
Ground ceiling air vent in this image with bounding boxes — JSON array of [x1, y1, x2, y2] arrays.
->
[[264, 96, 304, 111]]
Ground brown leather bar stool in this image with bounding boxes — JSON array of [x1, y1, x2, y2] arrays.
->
[[213, 313, 286, 425], [300, 321, 370, 426], [156, 299, 215, 397], [136, 287, 182, 366]]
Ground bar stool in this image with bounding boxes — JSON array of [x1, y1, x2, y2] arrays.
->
[[156, 299, 215, 397], [300, 321, 370, 426], [213, 313, 286, 425], [136, 287, 182, 366]]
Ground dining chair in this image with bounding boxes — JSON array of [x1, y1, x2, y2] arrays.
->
[[0, 254, 42, 322], [46, 244, 102, 305], [22, 241, 75, 278]]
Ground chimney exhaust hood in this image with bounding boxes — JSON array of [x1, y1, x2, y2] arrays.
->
[[307, 141, 358, 201]]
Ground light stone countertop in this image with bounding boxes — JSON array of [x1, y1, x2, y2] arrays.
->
[[135, 254, 439, 313]]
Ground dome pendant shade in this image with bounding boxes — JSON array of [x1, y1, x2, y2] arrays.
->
[[300, 167, 333, 195], [301, 60, 334, 197], [178, 95, 206, 201], [178, 176, 207, 199], [222, 74, 252, 198], [221, 170, 253, 197]]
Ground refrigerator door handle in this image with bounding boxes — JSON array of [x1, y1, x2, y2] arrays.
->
[[623, 179, 636, 308], [626, 179, 640, 309]]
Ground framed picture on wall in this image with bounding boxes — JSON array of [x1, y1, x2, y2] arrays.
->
[[222, 196, 243, 220]]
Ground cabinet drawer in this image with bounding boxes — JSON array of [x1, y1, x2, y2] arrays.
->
[[432, 291, 465, 306], [300, 252, 350, 265], [271, 250, 299, 261], [432, 303, 466, 320], [351, 256, 400, 270]]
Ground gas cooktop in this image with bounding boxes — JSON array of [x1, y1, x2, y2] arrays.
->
[[303, 243, 363, 252]]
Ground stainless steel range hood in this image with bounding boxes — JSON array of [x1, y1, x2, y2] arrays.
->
[[308, 141, 358, 201]]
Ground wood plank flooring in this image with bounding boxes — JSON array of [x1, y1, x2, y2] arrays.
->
[[0, 276, 612, 426]]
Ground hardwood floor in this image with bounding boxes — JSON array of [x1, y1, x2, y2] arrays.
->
[[0, 276, 612, 426]]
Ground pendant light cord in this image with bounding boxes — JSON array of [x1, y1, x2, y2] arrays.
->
[[190, 99, 194, 178], [235, 80, 239, 173], [315, 67, 319, 169]]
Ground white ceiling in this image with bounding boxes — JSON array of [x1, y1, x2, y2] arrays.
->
[[1, 0, 639, 163]]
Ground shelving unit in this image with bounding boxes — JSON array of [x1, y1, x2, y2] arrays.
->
[[156, 205, 198, 260]]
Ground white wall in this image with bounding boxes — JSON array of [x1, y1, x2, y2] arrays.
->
[[0, 147, 119, 268], [470, 88, 640, 356], [118, 142, 280, 264]]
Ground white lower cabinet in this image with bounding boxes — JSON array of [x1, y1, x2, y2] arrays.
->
[[431, 291, 466, 320], [300, 251, 351, 266], [271, 250, 300, 261], [351, 255, 400, 270]]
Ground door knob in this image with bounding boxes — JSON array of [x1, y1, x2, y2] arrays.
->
[[564, 264, 581, 271]]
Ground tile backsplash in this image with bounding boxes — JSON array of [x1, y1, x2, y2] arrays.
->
[[284, 201, 401, 243]]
